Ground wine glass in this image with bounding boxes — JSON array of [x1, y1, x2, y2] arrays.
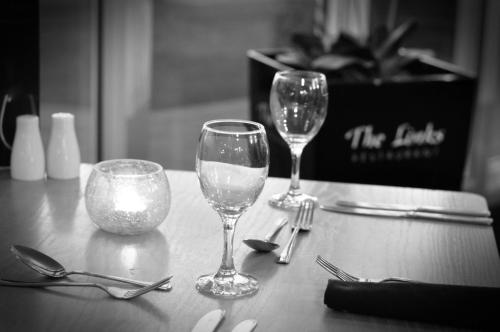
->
[[268, 70, 328, 209], [195, 119, 269, 298]]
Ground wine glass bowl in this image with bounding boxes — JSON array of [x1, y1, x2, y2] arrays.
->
[[268, 70, 328, 209], [196, 119, 269, 298]]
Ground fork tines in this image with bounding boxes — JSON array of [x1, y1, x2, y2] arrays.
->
[[298, 199, 315, 231], [277, 200, 315, 264], [123, 275, 173, 299], [315, 255, 356, 282]]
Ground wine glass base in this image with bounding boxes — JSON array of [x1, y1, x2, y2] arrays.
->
[[196, 272, 259, 298], [269, 192, 317, 210]]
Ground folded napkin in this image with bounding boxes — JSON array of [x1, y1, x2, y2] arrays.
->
[[324, 279, 500, 330]]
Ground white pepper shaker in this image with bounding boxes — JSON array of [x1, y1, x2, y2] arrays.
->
[[47, 112, 81, 179], [10, 114, 45, 181]]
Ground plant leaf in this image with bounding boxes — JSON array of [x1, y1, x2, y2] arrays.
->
[[367, 25, 389, 51], [329, 33, 374, 61], [312, 54, 364, 71], [291, 33, 325, 59], [379, 54, 419, 78], [275, 51, 309, 68], [374, 19, 418, 60]]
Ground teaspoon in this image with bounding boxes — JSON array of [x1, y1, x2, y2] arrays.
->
[[10, 245, 171, 291], [243, 218, 287, 252]]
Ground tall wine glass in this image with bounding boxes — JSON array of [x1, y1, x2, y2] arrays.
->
[[269, 70, 328, 209], [196, 119, 269, 298]]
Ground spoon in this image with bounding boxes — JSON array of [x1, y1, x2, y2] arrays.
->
[[243, 218, 287, 252], [10, 245, 171, 291]]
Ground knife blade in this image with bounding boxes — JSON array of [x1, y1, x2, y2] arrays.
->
[[336, 200, 491, 218], [191, 309, 225, 332], [231, 319, 257, 332], [319, 204, 493, 226]]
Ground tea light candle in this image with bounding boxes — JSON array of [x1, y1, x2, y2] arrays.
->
[[85, 159, 171, 235]]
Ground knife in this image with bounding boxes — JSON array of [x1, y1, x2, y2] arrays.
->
[[319, 204, 493, 226], [231, 319, 257, 332], [335, 200, 491, 217], [191, 309, 225, 332]]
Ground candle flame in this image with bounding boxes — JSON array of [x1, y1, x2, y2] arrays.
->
[[114, 187, 146, 212]]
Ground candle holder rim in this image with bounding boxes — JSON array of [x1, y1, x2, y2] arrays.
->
[[92, 159, 164, 178]]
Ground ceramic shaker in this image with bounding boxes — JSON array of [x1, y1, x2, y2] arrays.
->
[[47, 112, 81, 179], [10, 114, 45, 180]]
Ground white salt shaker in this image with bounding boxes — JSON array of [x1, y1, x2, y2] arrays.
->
[[47, 112, 81, 179], [10, 114, 45, 181]]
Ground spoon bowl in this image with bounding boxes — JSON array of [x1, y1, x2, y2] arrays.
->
[[10, 245, 171, 290], [242, 238, 280, 252], [243, 218, 287, 253]]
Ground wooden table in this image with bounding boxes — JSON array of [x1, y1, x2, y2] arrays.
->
[[1, 164, 499, 331]]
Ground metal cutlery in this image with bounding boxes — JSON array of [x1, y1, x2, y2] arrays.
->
[[319, 204, 493, 225], [243, 217, 287, 252], [191, 309, 225, 332], [336, 200, 491, 217], [299, 199, 315, 231], [191, 309, 257, 332], [11, 245, 172, 291], [0, 275, 173, 300], [231, 319, 257, 332], [277, 200, 315, 264], [316, 255, 414, 283]]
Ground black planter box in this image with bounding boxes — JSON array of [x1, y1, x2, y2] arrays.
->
[[248, 49, 477, 190]]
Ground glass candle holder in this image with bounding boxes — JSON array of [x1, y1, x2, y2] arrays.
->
[[85, 159, 170, 235]]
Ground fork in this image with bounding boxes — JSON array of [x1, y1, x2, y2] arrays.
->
[[0, 275, 173, 300], [277, 200, 315, 264], [316, 255, 414, 283]]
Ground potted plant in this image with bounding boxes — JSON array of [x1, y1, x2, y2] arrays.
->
[[248, 21, 476, 190]]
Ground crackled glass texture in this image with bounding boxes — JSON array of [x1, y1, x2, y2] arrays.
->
[[85, 159, 170, 235]]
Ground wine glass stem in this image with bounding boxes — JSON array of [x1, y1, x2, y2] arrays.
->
[[216, 214, 240, 277], [289, 144, 305, 196]]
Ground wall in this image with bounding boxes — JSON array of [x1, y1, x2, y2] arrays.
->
[[39, 0, 98, 162], [151, 0, 315, 110]]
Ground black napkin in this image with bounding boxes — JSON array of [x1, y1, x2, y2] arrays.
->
[[324, 279, 500, 330]]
